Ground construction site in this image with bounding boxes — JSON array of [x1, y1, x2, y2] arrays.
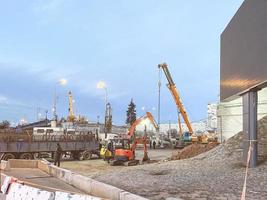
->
[[0, 0, 267, 200]]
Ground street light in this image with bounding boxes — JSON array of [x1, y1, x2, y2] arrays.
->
[[97, 81, 108, 137], [58, 78, 67, 86], [97, 81, 108, 108], [53, 78, 67, 121]]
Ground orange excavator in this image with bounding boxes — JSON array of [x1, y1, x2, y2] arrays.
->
[[110, 112, 158, 166]]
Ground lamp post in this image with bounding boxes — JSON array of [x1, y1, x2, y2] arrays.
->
[[97, 81, 108, 138], [53, 78, 67, 121]]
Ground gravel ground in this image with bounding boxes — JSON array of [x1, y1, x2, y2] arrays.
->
[[63, 117, 267, 200], [93, 144, 267, 200]]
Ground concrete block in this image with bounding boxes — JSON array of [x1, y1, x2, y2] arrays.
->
[[70, 174, 93, 194], [90, 180, 124, 200], [8, 159, 38, 169], [0, 161, 10, 171], [119, 191, 147, 200], [6, 183, 54, 200], [55, 191, 102, 200], [0, 193, 6, 200], [44, 162, 148, 200], [1, 176, 11, 194], [38, 160, 50, 174]]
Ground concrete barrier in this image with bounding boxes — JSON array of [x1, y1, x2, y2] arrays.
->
[[0, 161, 9, 171], [0, 159, 148, 200], [48, 165, 73, 184], [6, 182, 54, 200], [7, 159, 38, 169], [0, 175, 102, 200], [55, 191, 101, 200], [37, 160, 51, 174], [40, 160, 148, 200]]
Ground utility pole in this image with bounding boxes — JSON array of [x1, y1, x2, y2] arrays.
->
[[53, 87, 57, 121], [158, 68, 162, 132], [158, 67, 163, 148]]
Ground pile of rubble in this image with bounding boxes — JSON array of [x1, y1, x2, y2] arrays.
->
[[171, 142, 219, 160], [220, 115, 267, 161]]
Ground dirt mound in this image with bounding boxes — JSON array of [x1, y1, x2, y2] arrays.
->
[[171, 142, 219, 160], [196, 115, 267, 162], [224, 115, 267, 159]]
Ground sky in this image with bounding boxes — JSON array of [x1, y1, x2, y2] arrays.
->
[[0, 0, 244, 125]]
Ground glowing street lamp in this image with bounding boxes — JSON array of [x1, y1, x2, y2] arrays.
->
[[58, 78, 68, 86], [97, 81, 108, 108]]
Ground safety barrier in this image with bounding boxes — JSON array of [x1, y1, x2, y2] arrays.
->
[[0, 159, 148, 200], [41, 161, 147, 200], [0, 174, 102, 200]]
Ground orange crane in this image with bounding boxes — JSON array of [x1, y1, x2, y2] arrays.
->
[[158, 63, 193, 135], [111, 112, 158, 166]]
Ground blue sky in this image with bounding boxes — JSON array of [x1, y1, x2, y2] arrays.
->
[[0, 0, 243, 125]]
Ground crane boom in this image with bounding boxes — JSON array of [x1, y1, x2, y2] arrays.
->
[[68, 91, 75, 122], [127, 112, 159, 138], [158, 63, 193, 134]]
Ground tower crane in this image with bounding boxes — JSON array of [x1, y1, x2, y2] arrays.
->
[[68, 91, 76, 122]]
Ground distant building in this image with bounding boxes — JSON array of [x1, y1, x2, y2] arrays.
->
[[159, 120, 207, 134], [207, 103, 217, 131]]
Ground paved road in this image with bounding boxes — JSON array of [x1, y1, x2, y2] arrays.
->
[[61, 148, 174, 178]]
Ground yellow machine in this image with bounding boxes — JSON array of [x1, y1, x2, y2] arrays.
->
[[67, 91, 76, 122], [100, 142, 113, 161], [100, 138, 130, 162]]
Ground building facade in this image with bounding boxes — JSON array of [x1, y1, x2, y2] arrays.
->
[[217, 87, 267, 141]]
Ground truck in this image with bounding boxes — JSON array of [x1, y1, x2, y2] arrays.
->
[[0, 128, 100, 161]]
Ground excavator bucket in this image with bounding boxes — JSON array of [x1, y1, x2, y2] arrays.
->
[[142, 152, 149, 162]]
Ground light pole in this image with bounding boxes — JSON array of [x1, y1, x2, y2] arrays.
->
[[97, 81, 108, 138], [53, 78, 67, 121]]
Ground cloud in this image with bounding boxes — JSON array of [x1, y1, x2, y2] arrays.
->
[[33, 0, 68, 13], [0, 61, 127, 101], [0, 95, 8, 104], [32, 0, 71, 24], [0, 94, 31, 108]]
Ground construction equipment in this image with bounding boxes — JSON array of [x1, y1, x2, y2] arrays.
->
[[158, 63, 199, 146], [0, 128, 99, 161], [100, 138, 130, 162], [108, 112, 158, 166], [67, 91, 76, 122]]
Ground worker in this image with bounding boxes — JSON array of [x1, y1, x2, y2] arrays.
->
[[99, 139, 102, 151], [54, 143, 62, 167], [153, 140, 156, 149]]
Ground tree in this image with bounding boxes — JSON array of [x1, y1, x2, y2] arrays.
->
[[126, 99, 137, 125], [0, 120, 10, 129]]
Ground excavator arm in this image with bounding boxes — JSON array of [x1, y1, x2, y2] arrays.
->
[[127, 112, 159, 161], [158, 63, 193, 134], [127, 112, 158, 138]]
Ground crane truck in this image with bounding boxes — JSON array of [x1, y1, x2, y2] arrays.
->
[[158, 63, 199, 148]]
